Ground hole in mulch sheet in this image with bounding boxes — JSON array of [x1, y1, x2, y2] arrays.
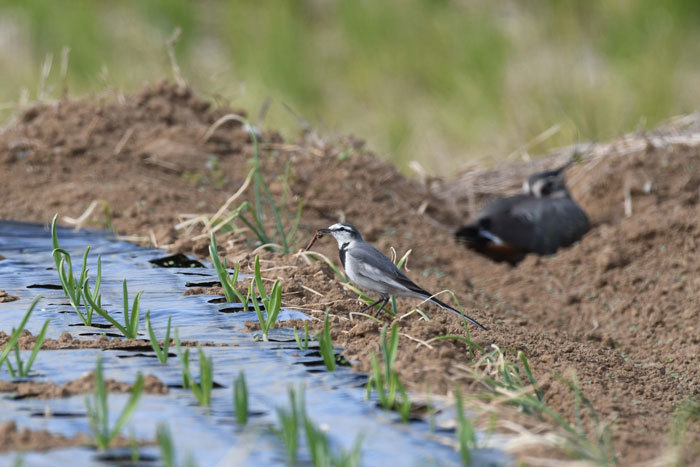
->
[[69, 323, 114, 329], [295, 355, 351, 369], [215, 410, 267, 425], [348, 374, 369, 385], [217, 302, 265, 313], [27, 284, 63, 289], [149, 253, 204, 269], [335, 354, 352, 367], [94, 450, 159, 465], [294, 360, 326, 368], [116, 352, 176, 359], [9, 393, 40, 400], [110, 345, 161, 352], [266, 337, 297, 343], [30, 411, 86, 418], [185, 280, 220, 288], [299, 350, 350, 366], [209, 296, 264, 304], [435, 426, 457, 434], [167, 380, 226, 390], [374, 402, 432, 423], [78, 332, 129, 338]]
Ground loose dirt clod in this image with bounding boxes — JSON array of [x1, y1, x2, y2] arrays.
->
[[0, 291, 19, 303]]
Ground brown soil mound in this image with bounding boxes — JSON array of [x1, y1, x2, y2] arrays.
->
[[0, 330, 214, 351], [0, 371, 168, 399], [1, 81, 700, 463], [0, 420, 145, 453], [0, 420, 92, 453]]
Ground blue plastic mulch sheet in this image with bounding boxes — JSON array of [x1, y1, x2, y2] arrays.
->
[[0, 221, 508, 466]]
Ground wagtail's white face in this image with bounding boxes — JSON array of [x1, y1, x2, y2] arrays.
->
[[319, 223, 362, 245]]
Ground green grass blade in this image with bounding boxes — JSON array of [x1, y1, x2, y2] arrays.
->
[[23, 319, 49, 376], [110, 373, 144, 444], [293, 327, 303, 350], [156, 424, 175, 467], [238, 212, 270, 245], [50, 214, 60, 254], [230, 263, 248, 304], [265, 281, 282, 329], [519, 352, 544, 402], [398, 383, 411, 422], [83, 282, 130, 337], [318, 310, 336, 371], [174, 330, 193, 389], [145, 311, 164, 362], [5, 358, 16, 378], [162, 316, 172, 358], [13, 345, 23, 376], [250, 282, 267, 337], [129, 291, 143, 338], [253, 256, 268, 302], [456, 389, 475, 464], [198, 348, 213, 406], [234, 371, 248, 425], [122, 279, 130, 329], [390, 295, 398, 316], [260, 178, 288, 252], [209, 233, 236, 302], [0, 296, 41, 365], [387, 324, 399, 368], [94, 256, 102, 296], [94, 356, 108, 442], [56, 255, 80, 307], [78, 247, 90, 293], [285, 200, 303, 250]]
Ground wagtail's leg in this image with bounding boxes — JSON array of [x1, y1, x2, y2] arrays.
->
[[372, 296, 390, 317], [357, 296, 385, 315]]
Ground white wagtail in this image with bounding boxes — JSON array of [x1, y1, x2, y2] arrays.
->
[[315, 223, 487, 330], [455, 162, 589, 265]]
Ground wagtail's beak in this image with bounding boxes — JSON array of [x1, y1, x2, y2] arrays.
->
[[318, 228, 331, 234]]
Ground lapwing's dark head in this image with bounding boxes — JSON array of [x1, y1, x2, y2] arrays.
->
[[523, 165, 570, 199], [319, 223, 363, 245]]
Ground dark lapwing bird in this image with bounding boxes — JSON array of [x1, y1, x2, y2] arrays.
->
[[455, 163, 589, 265], [316, 223, 487, 330]]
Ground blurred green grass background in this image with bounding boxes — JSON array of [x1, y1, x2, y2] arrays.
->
[[1, 0, 699, 174]]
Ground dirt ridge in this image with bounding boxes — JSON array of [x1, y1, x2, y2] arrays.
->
[[1, 81, 699, 463]]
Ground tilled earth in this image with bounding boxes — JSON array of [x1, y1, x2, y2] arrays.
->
[[1, 80, 699, 463]]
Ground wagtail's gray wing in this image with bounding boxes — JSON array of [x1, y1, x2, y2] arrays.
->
[[347, 242, 428, 296], [348, 241, 487, 330]]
